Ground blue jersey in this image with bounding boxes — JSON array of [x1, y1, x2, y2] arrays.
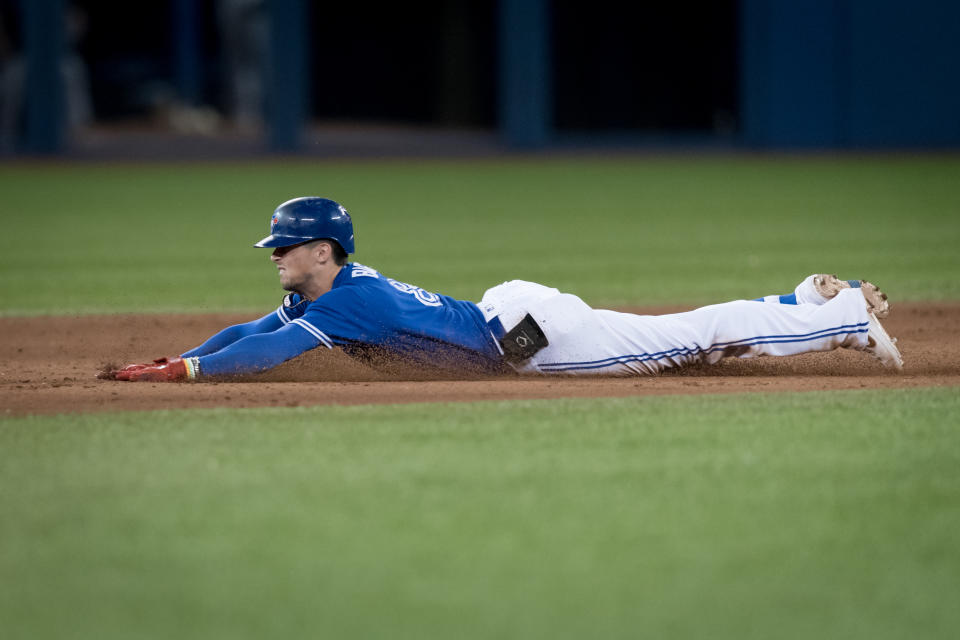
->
[[182, 263, 505, 377]]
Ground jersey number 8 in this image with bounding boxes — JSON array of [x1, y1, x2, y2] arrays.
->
[[387, 279, 443, 307]]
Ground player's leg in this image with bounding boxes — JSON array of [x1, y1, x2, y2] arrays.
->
[[754, 274, 890, 318], [570, 289, 868, 373], [481, 281, 901, 376], [755, 274, 859, 305], [665, 289, 871, 364], [530, 288, 899, 375]]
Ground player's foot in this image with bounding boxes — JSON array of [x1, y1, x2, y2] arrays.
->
[[813, 274, 890, 318], [859, 312, 903, 370]]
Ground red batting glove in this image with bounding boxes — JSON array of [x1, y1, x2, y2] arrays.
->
[[115, 357, 192, 382], [116, 356, 174, 375]]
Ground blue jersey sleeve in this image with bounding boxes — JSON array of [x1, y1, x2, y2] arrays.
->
[[181, 294, 309, 358], [180, 310, 284, 358], [194, 321, 324, 377]]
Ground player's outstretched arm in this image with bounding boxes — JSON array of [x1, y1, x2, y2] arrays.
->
[[189, 322, 323, 377], [103, 310, 288, 380], [114, 322, 324, 382], [180, 312, 284, 358], [180, 309, 287, 358]]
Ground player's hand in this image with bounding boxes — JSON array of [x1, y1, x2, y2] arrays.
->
[[115, 357, 189, 382], [98, 356, 175, 379], [116, 356, 174, 374]]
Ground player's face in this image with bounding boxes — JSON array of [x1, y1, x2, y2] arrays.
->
[[271, 242, 316, 292]]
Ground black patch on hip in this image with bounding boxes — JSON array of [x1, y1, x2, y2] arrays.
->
[[501, 314, 549, 363]]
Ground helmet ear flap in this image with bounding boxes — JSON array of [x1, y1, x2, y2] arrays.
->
[[254, 197, 355, 253]]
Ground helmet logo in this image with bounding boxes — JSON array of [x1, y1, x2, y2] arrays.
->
[[270, 212, 280, 230]]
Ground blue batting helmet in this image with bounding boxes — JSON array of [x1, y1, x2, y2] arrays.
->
[[254, 197, 355, 253]]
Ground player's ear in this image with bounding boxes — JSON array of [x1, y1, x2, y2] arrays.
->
[[315, 240, 332, 261]]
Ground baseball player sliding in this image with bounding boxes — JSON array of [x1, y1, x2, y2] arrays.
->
[[107, 197, 903, 382]]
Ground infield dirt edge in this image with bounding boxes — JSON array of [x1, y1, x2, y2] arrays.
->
[[2, 302, 958, 416]]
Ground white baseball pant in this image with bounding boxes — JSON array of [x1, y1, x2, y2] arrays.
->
[[478, 280, 871, 375]]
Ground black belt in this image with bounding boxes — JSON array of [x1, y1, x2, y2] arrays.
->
[[487, 313, 549, 364]]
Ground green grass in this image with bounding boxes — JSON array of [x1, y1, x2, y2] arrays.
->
[[2, 388, 959, 640], [2, 155, 957, 639], [1, 155, 958, 315]]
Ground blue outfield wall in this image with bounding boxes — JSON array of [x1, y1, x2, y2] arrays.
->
[[499, 0, 552, 148], [740, 0, 960, 149]]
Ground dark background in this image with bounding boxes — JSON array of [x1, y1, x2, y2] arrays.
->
[[65, 1, 737, 131], [1, 0, 958, 154]]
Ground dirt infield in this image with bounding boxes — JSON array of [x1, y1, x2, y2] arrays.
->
[[2, 303, 958, 417]]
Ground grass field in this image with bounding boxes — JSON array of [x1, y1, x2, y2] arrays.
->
[[3, 389, 960, 639], [1, 154, 959, 639], [1, 155, 958, 315]]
